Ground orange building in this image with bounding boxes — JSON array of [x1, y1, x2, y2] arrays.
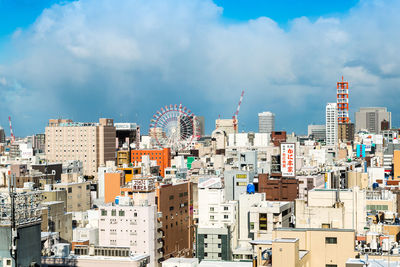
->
[[131, 148, 171, 177], [104, 172, 124, 203], [394, 150, 400, 179]]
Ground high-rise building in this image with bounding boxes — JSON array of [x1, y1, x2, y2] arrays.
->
[[337, 77, 349, 123], [45, 118, 116, 178], [307, 124, 326, 141], [326, 103, 338, 146], [355, 107, 391, 133], [258, 111, 275, 134], [194, 116, 205, 137], [0, 126, 5, 143]]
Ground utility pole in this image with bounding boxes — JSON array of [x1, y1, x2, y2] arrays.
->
[[9, 174, 18, 267]]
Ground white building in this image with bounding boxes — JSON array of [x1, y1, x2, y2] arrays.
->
[[326, 103, 338, 146], [196, 177, 238, 261], [98, 198, 162, 267], [258, 112, 275, 134]]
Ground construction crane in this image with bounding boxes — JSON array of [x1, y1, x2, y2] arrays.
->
[[8, 116, 15, 144], [232, 90, 245, 146]]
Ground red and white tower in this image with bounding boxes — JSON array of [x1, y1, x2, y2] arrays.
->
[[337, 76, 349, 123]]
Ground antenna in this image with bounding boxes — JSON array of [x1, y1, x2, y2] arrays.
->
[[233, 90, 245, 146], [8, 116, 15, 144]]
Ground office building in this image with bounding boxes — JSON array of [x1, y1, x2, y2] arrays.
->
[[45, 118, 116, 178], [338, 122, 355, 142], [258, 111, 275, 134], [326, 103, 338, 146], [307, 124, 326, 141], [115, 122, 140, 149], [194, 116, 205, 137], [131, 148, 171, 177], [355, 107, 391, 133], [0, 127, 5, 143], [98, 198, 162, 267]]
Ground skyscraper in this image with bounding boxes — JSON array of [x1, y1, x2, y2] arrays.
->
[[355, 107, 391, 133], [258, 111, 275, 134], [0, 126, 5, 143], [326, 103, 338, 146]]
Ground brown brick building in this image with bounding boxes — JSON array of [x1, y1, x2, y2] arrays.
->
[[271, 131, 287, 146], [156, 182, 194, 259], [258, 173, 299, 201]]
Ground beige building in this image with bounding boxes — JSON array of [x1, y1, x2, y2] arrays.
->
[[45, 118, 116, 178], [252, 228, 356, 267], [41, 201, 73, 243], [347, 171, 368, 189], [295, 188, 366, 233], [53, 181, 91, 212]]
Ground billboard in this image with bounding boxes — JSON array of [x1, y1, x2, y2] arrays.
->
[[280, 143, 296, 177]]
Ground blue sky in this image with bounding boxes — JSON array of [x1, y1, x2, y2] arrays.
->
[[0, 0, 399, 136]]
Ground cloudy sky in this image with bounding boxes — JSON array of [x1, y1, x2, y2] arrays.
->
[[0, 0, 399, 136]]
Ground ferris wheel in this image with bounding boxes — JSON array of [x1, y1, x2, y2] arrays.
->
[[149, 104, 199, 151]]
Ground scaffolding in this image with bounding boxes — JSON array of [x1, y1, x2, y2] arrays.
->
[[337, 76, 349, 123]]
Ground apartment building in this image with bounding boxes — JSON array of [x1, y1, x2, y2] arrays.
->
[[45, 118, 116, 178], [98, 199, 162, 267], [326, 103, 338, 146], [156, 181, 194, 259], [196, 177, 237, 262]]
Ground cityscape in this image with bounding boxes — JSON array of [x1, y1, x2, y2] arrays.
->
[[1, 1, 400, 267]]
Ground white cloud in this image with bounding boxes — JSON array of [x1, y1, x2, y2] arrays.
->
[[2, 0, 400, 134]]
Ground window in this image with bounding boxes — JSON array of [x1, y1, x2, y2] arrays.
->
[[218, 235, 221, 239], [210, 207, 214, 212], [224, 215, 229, 219], [111, 209, 116, 216], [250, 222, 254, 230], [204, 243, 208, 248], [119, 210, 125, 216], [204, 252, 208, 257], [68, 187, 72, 193], [326, 265, 337, 267], [322, 223, 331, 229], [224, 206, 229, 211], [101, 210, 107, 216], [204, 234, 207, 239], [169, 206, 174, 211], [218, 253, 222, 257], [325, 237, 337, 244], [259, 213, 267, 231], [169, 195, 174, 200], [210, 215, 215, 220]]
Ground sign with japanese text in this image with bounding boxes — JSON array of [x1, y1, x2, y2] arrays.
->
[[280, 143, 296, 177]]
